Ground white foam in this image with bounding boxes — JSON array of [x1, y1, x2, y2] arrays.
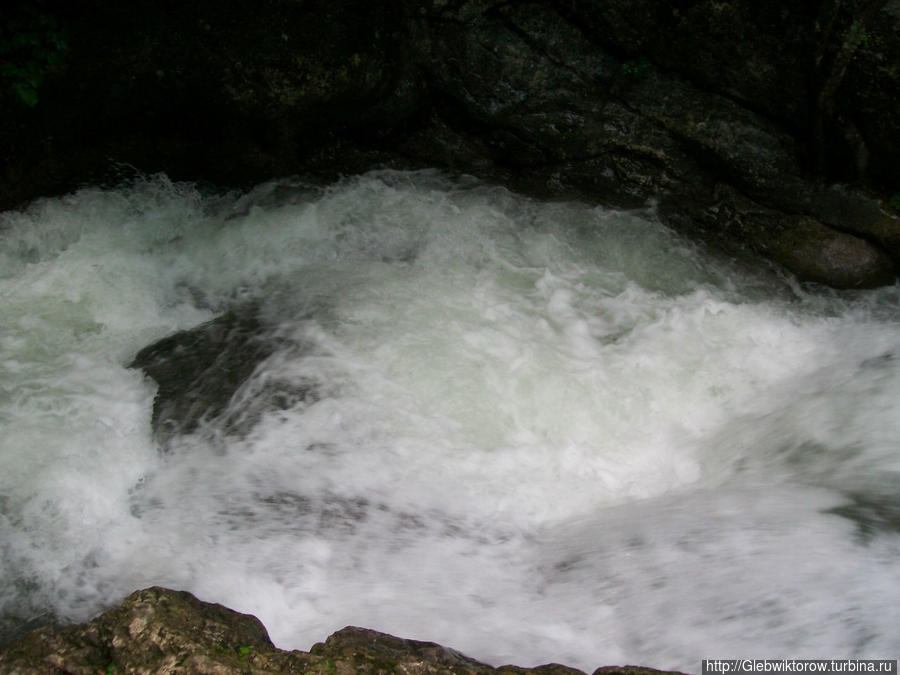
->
[[1, 171, 898, 669]]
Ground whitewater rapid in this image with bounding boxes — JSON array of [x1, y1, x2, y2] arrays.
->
[[1, 171, 898, 671]]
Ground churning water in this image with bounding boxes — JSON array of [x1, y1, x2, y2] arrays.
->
[[1, 171, 898, 671]]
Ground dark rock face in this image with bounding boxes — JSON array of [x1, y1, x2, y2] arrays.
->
[[398, 1, 900, 287], [129, 306, 317, 441], [0, 587, 687, 674], [129, 306, 274, 441], [2, 0, 899, 287]]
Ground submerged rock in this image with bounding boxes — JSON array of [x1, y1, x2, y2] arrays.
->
[[129, 306, 317, 442], [129, 306, 274, 440], [0, 587, 687, 674]]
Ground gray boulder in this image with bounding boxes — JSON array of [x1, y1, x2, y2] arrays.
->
[[129, 306, 318, 442]]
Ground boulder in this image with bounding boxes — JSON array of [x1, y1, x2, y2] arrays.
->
[[129, 306, 317, 442], [129, 306, 274, 441], [0, 587, 687, 675], [767, 215, 896, 288]]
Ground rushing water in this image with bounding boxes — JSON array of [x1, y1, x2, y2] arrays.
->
[[1, 171, 898, 671]]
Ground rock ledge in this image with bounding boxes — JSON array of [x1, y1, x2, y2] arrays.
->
[[0, 587, 685, 675]]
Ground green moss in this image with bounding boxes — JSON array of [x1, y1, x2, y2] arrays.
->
[[621, 57, 652, 80], [889, 193, 900, 212], [0, 4, 68, 107], [858, 31, 885, 49]]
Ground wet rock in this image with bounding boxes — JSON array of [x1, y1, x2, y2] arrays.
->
[[766, 215, 896, 288], [660, 185, 898, 288], [828, 491, 900, 542], [0, 587, 274, 674], [802, 185, 900, 260], [0, 587, 687, 675], [405, 1, 709, 206], [129, 306, 270, 439], [130, 305, 316, 441], [404, 1, 900, 286]]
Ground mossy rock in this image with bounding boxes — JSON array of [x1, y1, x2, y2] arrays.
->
[[0, 587, 689, 675]]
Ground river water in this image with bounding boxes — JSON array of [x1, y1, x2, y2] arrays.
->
[[1, 171, 898, 671]]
